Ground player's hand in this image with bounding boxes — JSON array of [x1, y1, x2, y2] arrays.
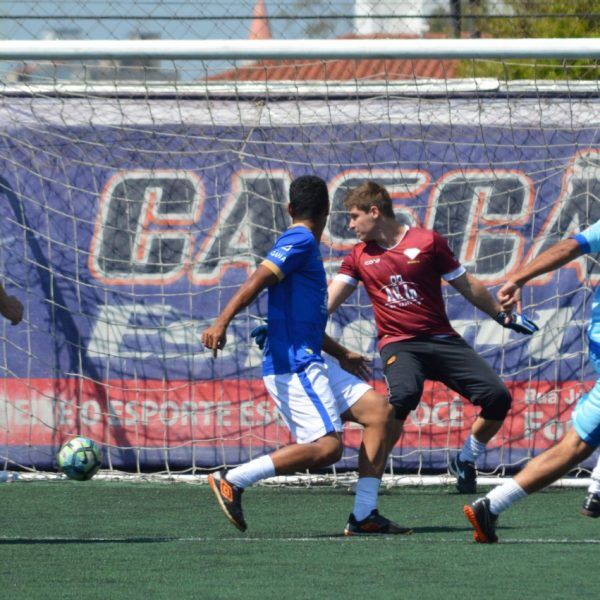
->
[[250, 323, 268, 350], [494, 311, 539, 335], [0, 295, 23, 325], [338, 351, 371, 381], [497, 280, 521, 312], [201, 323, 227, 358]]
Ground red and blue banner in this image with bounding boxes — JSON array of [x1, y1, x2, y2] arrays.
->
[[0, 95, 599, 472]]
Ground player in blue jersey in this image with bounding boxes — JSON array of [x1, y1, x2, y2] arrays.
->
[[0, 282, 22, 325], [201, 175, 411, 535], [464, 220, 600, 543]]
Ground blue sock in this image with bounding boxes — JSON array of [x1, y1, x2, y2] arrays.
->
[[353, 477, 381, 521], [459, 434, 487, 464]]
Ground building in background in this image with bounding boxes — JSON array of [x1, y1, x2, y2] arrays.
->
[[7, 28, 178, 83], [249, 0, 272, 40], [212, 0, 455, 82], [354, 0, 428, 36]]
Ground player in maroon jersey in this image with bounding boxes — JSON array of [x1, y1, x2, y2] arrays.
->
[[328, 181, 538, 493]]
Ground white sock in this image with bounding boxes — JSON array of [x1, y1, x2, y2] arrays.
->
[[588, 458, 600, 495], [226, 455, 276, 489], [486, 479, 527, 515], [353, 477, 381, 521], [459, 434, 487, 464]]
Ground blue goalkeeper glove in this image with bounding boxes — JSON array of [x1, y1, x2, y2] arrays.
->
[[250, 323, 268, 350], [494, 311, 539, 335]]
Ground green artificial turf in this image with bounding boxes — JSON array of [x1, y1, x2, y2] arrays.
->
[[0, 482, 597, 599]]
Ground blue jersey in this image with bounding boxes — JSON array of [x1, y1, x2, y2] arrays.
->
[[260, 225, 328, 375], [573, 220, 600, 371]]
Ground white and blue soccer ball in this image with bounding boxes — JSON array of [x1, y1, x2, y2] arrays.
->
[[58, 437, 102, 481]]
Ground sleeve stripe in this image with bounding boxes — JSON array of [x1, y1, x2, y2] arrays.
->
[[442, 265, 466, 281], [334, 273, 359, 287], [261, 259, 285, 280], [573, 233, 591, 255]]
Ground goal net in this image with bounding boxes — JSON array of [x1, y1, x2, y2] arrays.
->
[[1, 40, 600, 482]]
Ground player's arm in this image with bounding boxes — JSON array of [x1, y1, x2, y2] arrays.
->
[[201, 265, 279, 357], [328, 276, 358, 313], [498, 238, 583, 311], [322, 333, 370, 380], [328, 249, 361, 313], [326, 272, 370, 378], [0, 283, 23, 325], [433, 232, 506, 321], [448, 271, 502, 319], [450, 271, 538, 335]]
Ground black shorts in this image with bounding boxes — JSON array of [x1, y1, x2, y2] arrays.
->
[[380, 336, 512, 421]]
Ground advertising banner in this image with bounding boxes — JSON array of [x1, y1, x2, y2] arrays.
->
[[0, 95, 599, 471]]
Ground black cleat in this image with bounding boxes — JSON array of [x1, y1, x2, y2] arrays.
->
[[208, 470, 247, 532], [580, 491, 600, 518], [449, 454, 477, 494], [463, 497, 498, 543], [344, 509, 413, 536]]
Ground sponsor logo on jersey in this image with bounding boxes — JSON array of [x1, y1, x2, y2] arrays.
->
[[403, 248, 421, 260], [270, 250, 288, 261], [382, 274, 421, 307], [364, 258, 381, 265]]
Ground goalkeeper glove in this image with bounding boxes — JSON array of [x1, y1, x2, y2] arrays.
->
[[494, 311, 539, 335], [250, 323, 268, 350]]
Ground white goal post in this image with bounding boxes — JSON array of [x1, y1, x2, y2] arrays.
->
[[0, 38, 599, 59], [0, 38, 598, 487]]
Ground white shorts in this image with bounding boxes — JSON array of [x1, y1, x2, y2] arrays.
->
[[263, 354, 372, 444]]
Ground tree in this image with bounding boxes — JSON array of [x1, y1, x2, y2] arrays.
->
[[457, 0, 600, 79]]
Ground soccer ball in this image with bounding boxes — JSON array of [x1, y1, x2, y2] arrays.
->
[[58, 437, 102, 481]]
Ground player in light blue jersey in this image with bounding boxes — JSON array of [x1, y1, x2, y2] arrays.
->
[[463, 220, 600, 543], [201, 175, 411, 535]]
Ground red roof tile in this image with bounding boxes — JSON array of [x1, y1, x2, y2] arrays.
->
[[210, 34, 459, 82]]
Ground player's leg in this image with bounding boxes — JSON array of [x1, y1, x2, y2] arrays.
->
[[428, 337, 511, 493], [209, 432, 343, 533], [581, 454, 600, 517], [464, 384, 600, 543], [380, 340, 427, 422], [208, 361, 344, 531], [342, 394, 410, 535], [343, 391, 401, 478], [267, 431, 344, 473], [513, 428, 594, 492], [323, 355, 411, 535], [463, 428, 595, 543]]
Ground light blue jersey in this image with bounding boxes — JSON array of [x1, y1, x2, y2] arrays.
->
[[573, 221, 600, 371], [571, 221, 600, 446], [260, 225, 328, 376]]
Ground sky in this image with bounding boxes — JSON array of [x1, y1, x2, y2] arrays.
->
[[0, 1, 449, 80], [0, 1, 448, 41]]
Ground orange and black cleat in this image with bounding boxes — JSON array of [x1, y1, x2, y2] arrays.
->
[[344, 509, 413, 536], [464, 497, 498, 543], [208, 469, 247, 532]]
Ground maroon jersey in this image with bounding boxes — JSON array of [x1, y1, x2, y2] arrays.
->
[[336, 227, 464, 352]]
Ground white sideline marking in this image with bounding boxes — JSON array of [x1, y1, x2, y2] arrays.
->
[[1, 536, 599, 544]]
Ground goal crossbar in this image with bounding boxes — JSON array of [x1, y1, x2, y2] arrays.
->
[[0, 38, 599, 61]]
